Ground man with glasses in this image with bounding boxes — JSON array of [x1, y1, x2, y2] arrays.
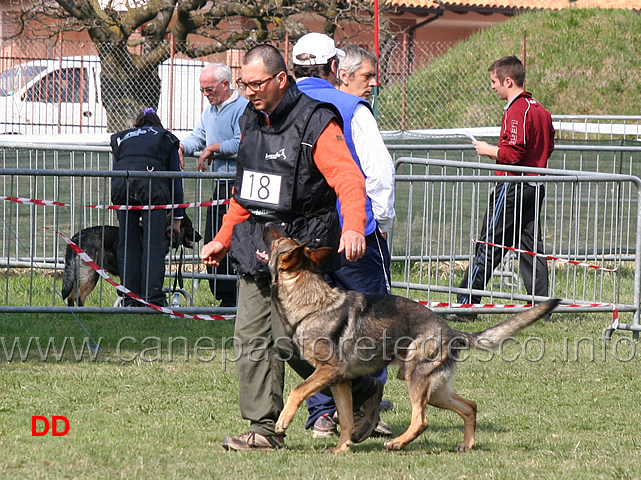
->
[[201, 44, 383, 451], [179, 63, 248, 307]]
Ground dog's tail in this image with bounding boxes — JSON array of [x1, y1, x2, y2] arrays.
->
[[460, 298, 560, 349], [60, 245, 77, 301]]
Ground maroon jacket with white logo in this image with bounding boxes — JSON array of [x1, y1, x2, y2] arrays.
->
[[496, 91, 555, 176]]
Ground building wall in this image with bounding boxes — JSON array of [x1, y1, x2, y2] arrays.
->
[[0, 3, 513, 58]]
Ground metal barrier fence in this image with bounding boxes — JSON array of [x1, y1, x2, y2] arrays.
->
[[386, 143, 641, 177], [553, 115, 641, 143], [1, 142, 640, 339], [386, 144, 641, 340], [0, 144, 234, 315]]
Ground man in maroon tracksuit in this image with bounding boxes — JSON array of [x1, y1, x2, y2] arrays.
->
[[457, 55, 555, 312]]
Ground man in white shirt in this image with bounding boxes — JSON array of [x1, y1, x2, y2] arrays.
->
[[337, 44, 378, 101]]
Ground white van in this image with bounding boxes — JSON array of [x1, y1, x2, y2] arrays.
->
[[0, 55, 207, 135]]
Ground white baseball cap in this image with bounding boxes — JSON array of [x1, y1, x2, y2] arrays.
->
[[292, 33, 345, 66]]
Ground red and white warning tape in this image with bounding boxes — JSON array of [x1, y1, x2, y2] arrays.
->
[[0, 195, 71, 208], [474, 239, 617, 272], [1, 195, 229, 211], [10, 194, 621, 327], [89, 199, 230, 210], [51, 228, 232, 321], [421, 300, 619, 327]]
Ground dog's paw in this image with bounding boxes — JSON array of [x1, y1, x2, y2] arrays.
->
[[322, 444, 350, 454], [274, 423, 286, 434], [454, 442, 473, 452], [383, 439, 405, 451]]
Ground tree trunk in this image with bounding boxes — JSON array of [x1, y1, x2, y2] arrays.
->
[[97, 43, 161, 132]]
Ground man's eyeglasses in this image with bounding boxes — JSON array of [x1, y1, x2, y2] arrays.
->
[[200, 84, 220, 94], [236, 73, 278, 92]]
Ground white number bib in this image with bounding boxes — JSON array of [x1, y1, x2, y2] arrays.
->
[[239, 169, 282, 205]]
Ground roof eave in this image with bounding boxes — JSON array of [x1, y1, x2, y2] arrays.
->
[[385, 2, 534, 17]]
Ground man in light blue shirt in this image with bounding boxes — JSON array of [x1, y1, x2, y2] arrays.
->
[[179, 63, 249, 307]]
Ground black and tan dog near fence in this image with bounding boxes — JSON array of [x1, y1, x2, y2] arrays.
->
[[61, 213, 201, 306]]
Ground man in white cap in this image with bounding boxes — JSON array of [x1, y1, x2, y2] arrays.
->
[[292, 32, 396, 440]]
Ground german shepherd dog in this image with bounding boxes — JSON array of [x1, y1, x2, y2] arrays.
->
[[260, 224, 559, 453], [61, 213, 201, 306]]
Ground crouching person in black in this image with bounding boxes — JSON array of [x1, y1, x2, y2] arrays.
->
[[110, 108, 184, 307]]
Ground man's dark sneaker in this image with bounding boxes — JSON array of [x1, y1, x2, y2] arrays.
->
[[221, 431, 285, 451], [379, 400, 394, 412], [121, 298, 138, 308], [312, 413, 338, 439], [372, 419, 393, 438], [351, 378, 383, 443]]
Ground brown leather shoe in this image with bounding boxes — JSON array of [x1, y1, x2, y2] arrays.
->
[[222, 431, 286, 451]]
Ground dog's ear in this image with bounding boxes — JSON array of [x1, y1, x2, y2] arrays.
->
[[307, 247, 334, 267], [280, 244, 307, 267]]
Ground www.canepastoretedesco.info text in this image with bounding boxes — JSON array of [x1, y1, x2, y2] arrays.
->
[[1, 334, 638, 365]]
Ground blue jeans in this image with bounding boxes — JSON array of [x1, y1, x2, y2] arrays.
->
[[305, 229, 391, 429]]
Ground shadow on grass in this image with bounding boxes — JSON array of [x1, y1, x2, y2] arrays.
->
[[297, 420, 508, 454]]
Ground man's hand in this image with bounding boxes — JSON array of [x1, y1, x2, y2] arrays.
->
[[197, 143, 221, 172], [166, 218, 182, 245], [338, 230, 366, 262], [178, 144, 186, 169], [473, 140, 499, 160], [171, 218, 181, 237], [201, 240, 229, 267]]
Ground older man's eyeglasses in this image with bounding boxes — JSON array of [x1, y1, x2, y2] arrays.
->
[[236, 73, 278, 92], [200, 83, 221, 94]]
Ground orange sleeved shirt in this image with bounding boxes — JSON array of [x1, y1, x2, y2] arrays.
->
[[213, 119, 366, 249]]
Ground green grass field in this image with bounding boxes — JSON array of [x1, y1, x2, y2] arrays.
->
[[3, 7, 641, 477], [2, 308, 641, 479]]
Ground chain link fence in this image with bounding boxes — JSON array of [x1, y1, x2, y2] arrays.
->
[[0, 39, 233, 135], [0, 36, 516, 135], [3, 36, 639, 140]]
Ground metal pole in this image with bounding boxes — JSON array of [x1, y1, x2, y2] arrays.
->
[[522, 32, 526, 91], [168, 34, 175, 131], [372, 0, 380, 118]]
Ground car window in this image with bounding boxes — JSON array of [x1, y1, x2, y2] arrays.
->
[[25, 67, 88, 103], [0, 65, 47, 96]]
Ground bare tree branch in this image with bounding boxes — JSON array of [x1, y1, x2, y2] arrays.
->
[[15, 0, 391, 130]]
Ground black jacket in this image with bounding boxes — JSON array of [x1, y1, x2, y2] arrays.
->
[[230, 79, 343, 277], [110, 126, 180, 206]]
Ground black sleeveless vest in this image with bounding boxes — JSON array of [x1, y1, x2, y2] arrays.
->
[[110, 126, 179, 205], [230, 79, 342, 276]]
